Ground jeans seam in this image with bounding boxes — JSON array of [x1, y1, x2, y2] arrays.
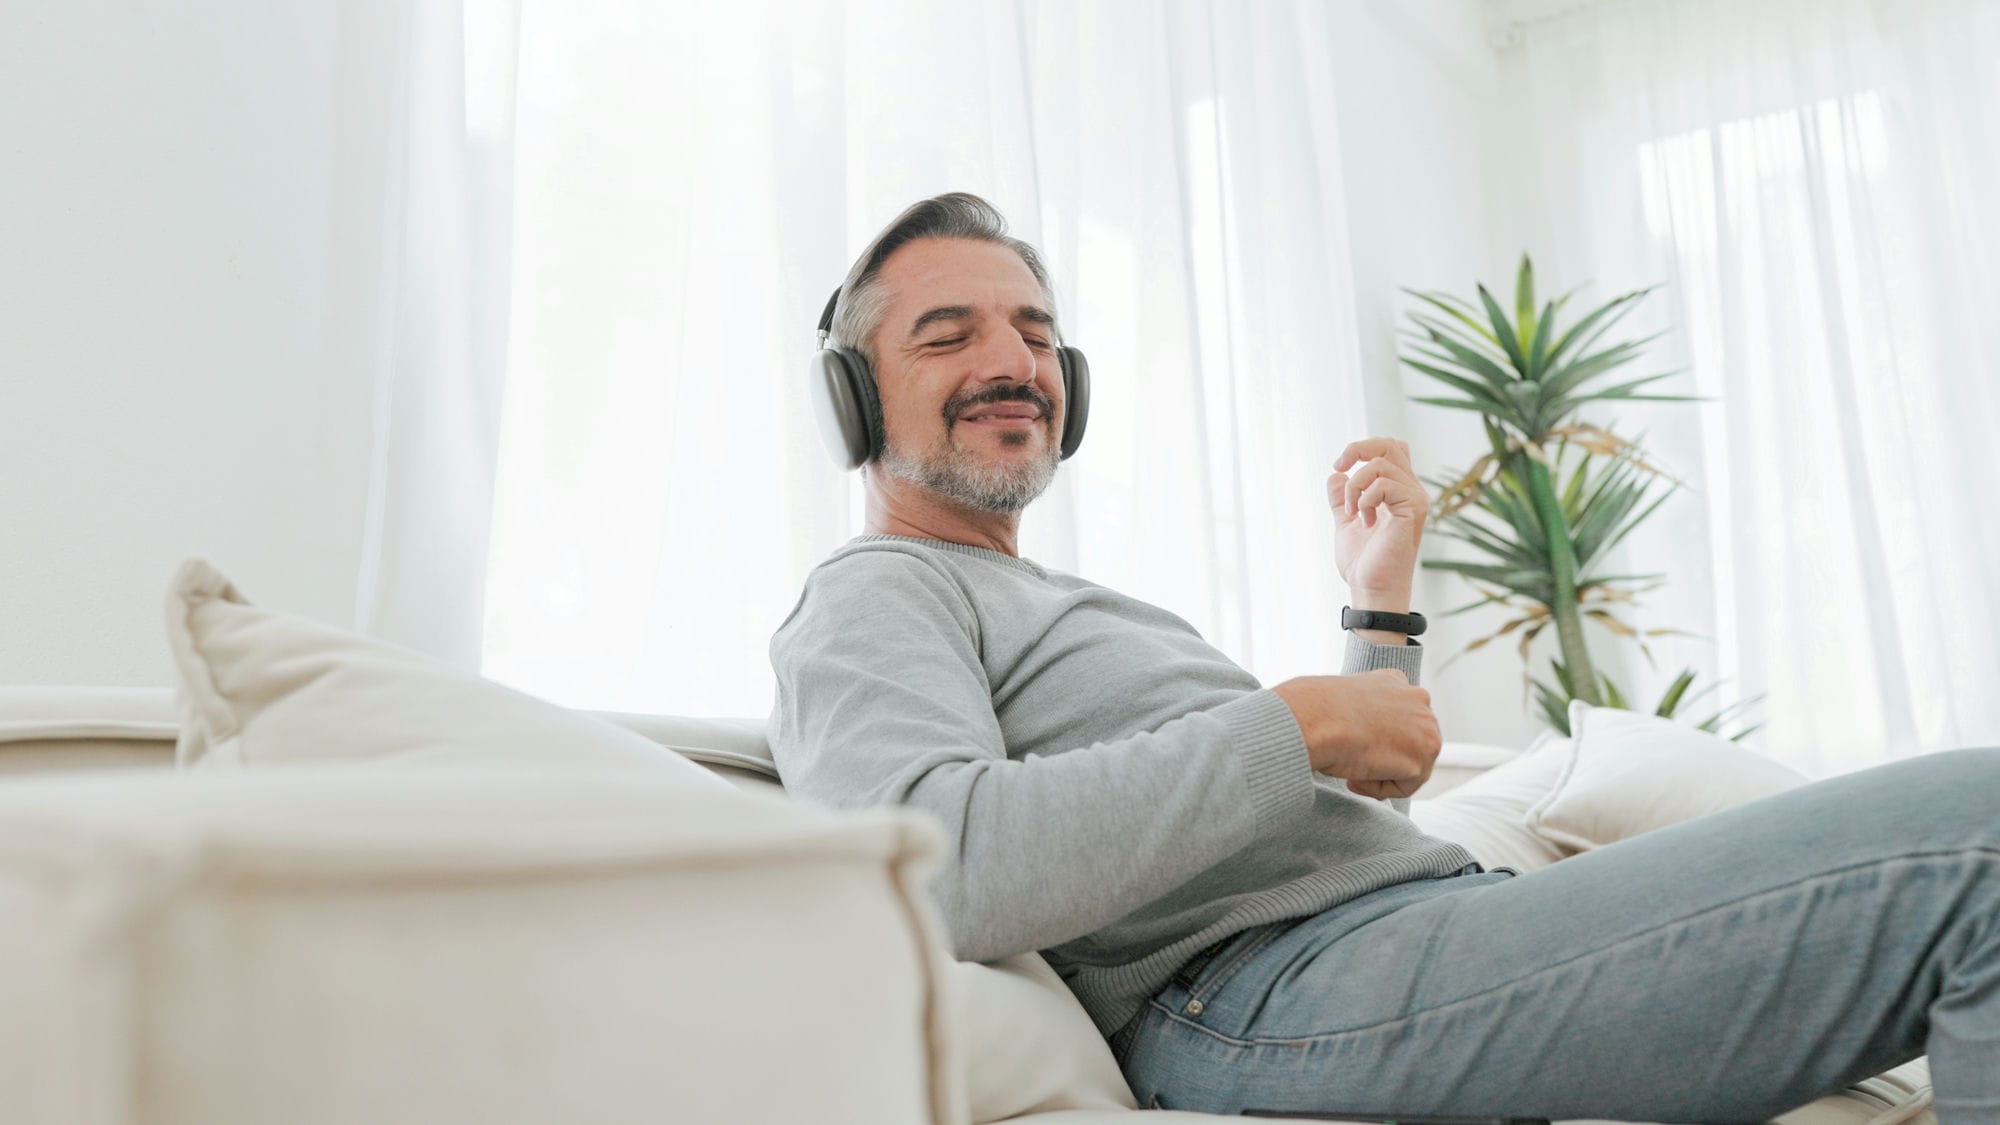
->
[[1188, 924, 1289, 1007], [1146, 846, 2000, 1048]]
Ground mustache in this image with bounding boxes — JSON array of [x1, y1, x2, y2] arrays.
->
[[947, 385, 1053, 423]]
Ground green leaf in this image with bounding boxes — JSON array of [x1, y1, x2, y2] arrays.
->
[[1404, 290, 1502, 348], [1412, 332, 1520, 395], [1400, 357, 1514, 413], [1559, 452, 1594, 516], [1588, 482, 1678, 566], [1694, 695, 1765, 731], [1532, 678, 1571, 733], [1515, 256, 1537, 358], [1600, 673, 1627, 710], [1565, 456, 1635, 553], [1583, 370, 1684, 401], [1550, 657, 1575, 697], [1411, 396, 1496, 416], [1545, 286, 1659, 371], [1654, 668, 1698, 716], [1540, 334, 1665, 406], [1524, 300, 1558, 382], [1674, 678, 1725, 715], [1432, 587, 1518, 617], [1477, 284, 1530, 375], [1423, 560, 1553, 602], [1432, 523, 1540, 568], [1406, 313, 1513, 367], [1483, 417, 1514, 466]]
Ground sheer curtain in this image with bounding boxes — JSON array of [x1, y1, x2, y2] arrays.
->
[[479, 0, 1374, 717], [349, 0, 519, 671], [1501, 0, 2000, 775]]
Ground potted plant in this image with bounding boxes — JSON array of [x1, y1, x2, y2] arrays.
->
[[1401, 256, 1764, 740]]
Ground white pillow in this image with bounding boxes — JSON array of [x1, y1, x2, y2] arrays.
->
[[1524, 700, 1809, 853], [951, 953, 1136, 1121], [1410, 731, 1572, 873], [162, 557, 725, 789]]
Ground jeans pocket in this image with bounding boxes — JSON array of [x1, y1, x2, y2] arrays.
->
[[1184, 923, 1290, 1009]]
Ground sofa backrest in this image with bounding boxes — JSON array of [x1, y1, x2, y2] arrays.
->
[[0, 686, 178, 776], [0, 685, 1508, 798]]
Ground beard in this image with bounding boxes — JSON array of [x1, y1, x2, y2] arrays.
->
[[876, 408, 1061, 515]]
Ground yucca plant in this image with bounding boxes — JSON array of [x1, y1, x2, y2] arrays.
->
[[1402, 256, 1765, 741]]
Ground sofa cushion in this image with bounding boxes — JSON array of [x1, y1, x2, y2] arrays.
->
[[162, 558, 723, 788], [1526, 702, 1811, 853], [584, 710, 779, 779], [0, 766, 964, 1125]]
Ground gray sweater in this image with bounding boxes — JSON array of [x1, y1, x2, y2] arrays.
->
[[766, 534, 1476, 1038]]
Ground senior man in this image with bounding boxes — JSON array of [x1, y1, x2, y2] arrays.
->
[[766, 192, 1999, 1121]]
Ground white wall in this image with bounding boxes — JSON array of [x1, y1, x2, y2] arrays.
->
[[1324, 0, 1544, 749], [0, 1, 399, 687]]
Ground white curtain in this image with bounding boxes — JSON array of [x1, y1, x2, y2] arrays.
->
[[1502, 0, 2000, 775], [478, 0, 1375, 717], [349, 0, 520, 672]]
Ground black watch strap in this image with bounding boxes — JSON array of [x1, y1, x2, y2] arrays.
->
[[1340, 605, 1427, 637]]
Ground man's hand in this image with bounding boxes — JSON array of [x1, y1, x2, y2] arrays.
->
[[1327, 437, 1429, 620], [1272, 669, 1441, 799]]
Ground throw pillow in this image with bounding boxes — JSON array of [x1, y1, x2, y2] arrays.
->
[[1409, 730, 1572, 873], [1524, 700, 1810, 853], [162, 557, 726, 789], [951, 953, 1137, 1120]]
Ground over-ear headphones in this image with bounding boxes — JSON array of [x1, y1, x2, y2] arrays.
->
[[808, 285, 1090, 470]]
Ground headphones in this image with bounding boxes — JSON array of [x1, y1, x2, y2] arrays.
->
[[808, 285, 1090, 470]]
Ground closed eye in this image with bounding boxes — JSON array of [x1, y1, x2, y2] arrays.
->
[[927, 335, 1053, 350]]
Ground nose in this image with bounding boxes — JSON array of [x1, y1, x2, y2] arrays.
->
[[972, 328, 1040, 386]]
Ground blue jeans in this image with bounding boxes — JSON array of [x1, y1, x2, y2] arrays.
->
[[1107, 746, 2000, 1122]]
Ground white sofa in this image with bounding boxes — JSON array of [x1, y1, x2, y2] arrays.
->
[[0, 558, 1937, 1124]]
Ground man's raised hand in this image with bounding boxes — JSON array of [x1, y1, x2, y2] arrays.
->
[[1327, 437, 1429, 604]]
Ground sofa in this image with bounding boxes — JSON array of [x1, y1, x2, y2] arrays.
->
[[0, 558, 1936, 1124]]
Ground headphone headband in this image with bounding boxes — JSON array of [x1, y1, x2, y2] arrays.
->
[[815, 286, 841, 347]]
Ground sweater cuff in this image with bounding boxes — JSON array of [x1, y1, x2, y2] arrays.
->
[[1342, 629, 1423, 686], [1212, 689, 1315, 826]]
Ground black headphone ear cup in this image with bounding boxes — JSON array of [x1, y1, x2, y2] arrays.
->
[[809, 347, 882, 470], [1057, 346, 1090, 461], [847, 351, 886, 462]]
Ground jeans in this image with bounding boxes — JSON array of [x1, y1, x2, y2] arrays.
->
[[1106, 745, 2000, 1122]]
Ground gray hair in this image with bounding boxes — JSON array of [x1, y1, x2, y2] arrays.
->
[[830, 192, 1059, 366]]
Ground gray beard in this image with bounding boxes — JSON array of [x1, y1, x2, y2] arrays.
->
[[876, 422, 1060, 514]]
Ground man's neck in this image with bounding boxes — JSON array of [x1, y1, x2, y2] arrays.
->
[[863, 469, 1022, 557]]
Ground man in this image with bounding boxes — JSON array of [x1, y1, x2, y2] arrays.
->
[[767, 193, 1999, 1121]]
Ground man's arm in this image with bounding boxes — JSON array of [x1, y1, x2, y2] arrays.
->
[[768, 551, 1317, 964]]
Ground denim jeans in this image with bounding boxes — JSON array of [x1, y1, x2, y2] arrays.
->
[[1106, 745, 2000, 1123]]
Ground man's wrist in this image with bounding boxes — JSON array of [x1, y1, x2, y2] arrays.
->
[[1349, 589, 1411, 614], [1347, 589, 1414, 646]]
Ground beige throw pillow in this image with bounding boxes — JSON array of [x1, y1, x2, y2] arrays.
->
[[1410, 731, 1573, 873], [952, 953, 1137, 1120], [1525, 701, 1810, 853], [162, 558, 725, 789]]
